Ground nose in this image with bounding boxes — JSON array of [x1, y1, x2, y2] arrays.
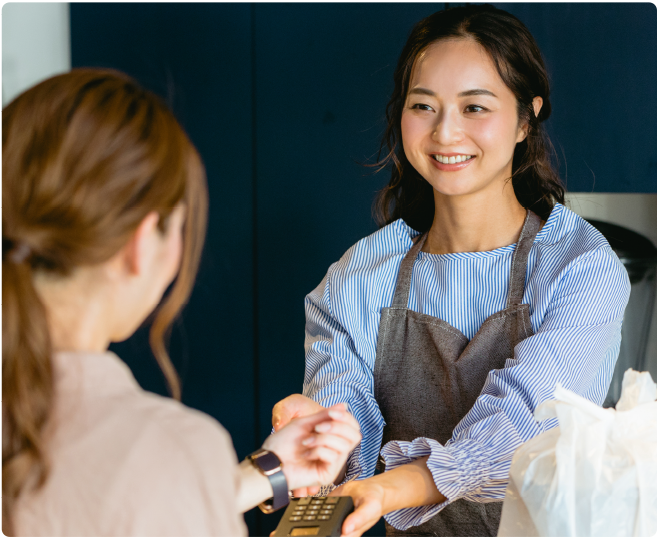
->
[[432, 108, 464, 146]]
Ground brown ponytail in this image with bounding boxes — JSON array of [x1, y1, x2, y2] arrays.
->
[[2, 69, 208, 534]]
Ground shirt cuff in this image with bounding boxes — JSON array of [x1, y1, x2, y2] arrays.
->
[[316, 444, 361, 496], [380, 437, 491, 530]]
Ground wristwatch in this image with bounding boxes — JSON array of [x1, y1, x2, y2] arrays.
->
[[246, 448, 289, 513]]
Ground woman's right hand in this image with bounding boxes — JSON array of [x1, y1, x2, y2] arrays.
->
[[272, 394, 342, 497], [263, 404, 361, 496]]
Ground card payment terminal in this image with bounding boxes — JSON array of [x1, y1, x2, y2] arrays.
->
[[273, 496, 354, 537]]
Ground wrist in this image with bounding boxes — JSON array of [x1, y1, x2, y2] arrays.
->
[[374, 457, 444, 513], [246, 448, 290, 513]]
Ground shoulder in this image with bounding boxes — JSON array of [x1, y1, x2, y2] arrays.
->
[[532, 203, 630, 294], [534, 203, 625, 270], [328, 219, 417, 281], [535, 203, 610, 252], [318, 220, 417, 308]]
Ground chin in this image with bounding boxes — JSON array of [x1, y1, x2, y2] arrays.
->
[[428, 180, 482, 198]]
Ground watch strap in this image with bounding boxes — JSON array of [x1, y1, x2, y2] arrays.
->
[[247, 449, 289, 513]]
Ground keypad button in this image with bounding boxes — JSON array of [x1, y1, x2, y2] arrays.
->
[[297, 498, 312, 505], [320, 510, 333, 515], [293, 511, 305, 516], [307, 510, 319, 515], [311, 500, 324, 505], [318, 515, 331, 520], [303, 516, 316, 521], [321, 504, 335, 509], [324, 497, 339, 504], [289, 516, 302, 522]]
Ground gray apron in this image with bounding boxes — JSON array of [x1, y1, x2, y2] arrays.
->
[[373, 210, 541, 537]]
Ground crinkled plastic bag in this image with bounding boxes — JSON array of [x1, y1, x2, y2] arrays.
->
[[498, 369, 657, 537]]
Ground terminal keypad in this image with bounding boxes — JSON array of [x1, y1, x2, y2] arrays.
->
[[289, 497, 338, 522]]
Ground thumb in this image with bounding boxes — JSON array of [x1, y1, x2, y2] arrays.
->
[[272, 404, 296, 431], [341, 499, 381, 537]]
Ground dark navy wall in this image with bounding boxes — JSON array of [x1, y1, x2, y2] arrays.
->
[[70, 3, 656, 536]]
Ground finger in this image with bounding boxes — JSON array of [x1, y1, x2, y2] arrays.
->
[[326, 409, 362, 435], [294, 406, 358, 433], [307, 485, 320, 496], [292, 487, 309, 497], [341, 502, 380, 537], [272, 409, 289, 432], [313, 421, 362, 447], [272, 404, 296, 431], [308, 432, 357, 455], [304, 445, 343, 464]]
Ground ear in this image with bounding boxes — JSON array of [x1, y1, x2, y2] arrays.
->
[[516, 96, 544, 143], [115, 212, 161, 277]]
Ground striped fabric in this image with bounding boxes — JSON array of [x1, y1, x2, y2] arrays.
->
[[302, 203, 630, 530]]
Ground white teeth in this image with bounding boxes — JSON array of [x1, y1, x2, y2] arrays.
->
[[434, 155, 472, 164]]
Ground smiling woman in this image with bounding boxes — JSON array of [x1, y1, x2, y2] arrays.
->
[[272, 4, 630, 537]]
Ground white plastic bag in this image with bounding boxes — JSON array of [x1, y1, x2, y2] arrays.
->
[[498, 369, 657, 537]]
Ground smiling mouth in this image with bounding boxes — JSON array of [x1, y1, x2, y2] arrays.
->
[[433, 154, 475, 164]]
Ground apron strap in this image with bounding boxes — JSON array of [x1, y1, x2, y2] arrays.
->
[[391, 232, 427, 308], [506, 210, 542, 307]]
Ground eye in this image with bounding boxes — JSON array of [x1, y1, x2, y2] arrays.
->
[[465, 104, 487, 113], [411, 103, 434, 112]]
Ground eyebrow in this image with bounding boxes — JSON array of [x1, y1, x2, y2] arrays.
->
[[408, 87, 498, 98]]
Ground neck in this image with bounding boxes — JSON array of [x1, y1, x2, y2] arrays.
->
[[424, 183, 527, 255], [33, 269, 112, 353]]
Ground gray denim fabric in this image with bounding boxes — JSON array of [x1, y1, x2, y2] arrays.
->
[[374, 211, 542, 537]]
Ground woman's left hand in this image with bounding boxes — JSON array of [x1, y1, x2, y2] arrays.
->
[[262, 403, 361, 492], [331, 479, 385, 537]]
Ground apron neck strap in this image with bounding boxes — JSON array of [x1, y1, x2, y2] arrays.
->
[[391, 210, 542, 309], [391, 232, 427, 308], [506, 210, 542, 307]]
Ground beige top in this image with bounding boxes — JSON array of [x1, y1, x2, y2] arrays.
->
[[15, 350, 247, 537]]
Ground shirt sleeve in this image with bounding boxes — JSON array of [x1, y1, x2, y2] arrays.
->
[[303, 264, 386, 487], [381, 246, 631, 530]]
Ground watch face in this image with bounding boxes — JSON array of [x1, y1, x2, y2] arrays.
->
[[253, 450, 282, 473]]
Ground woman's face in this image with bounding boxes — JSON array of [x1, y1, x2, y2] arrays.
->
[[401, 38, 528, 198]]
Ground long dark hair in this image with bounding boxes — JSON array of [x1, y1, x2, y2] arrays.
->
[[2, 69, 208, 534], [373, 4, 564, 232]]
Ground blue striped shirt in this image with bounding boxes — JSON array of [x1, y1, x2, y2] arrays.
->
[[302, 203, 630, 530]]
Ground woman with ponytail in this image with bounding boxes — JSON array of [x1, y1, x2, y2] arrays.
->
[[273, 5, 630, 536], [2, 70, 361, 535]]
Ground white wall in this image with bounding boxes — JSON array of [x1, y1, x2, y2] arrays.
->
[[2, 2, 70, 106], [565, 193, 657, 246]]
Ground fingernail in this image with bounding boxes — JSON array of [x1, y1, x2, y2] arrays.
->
[[301, 436, 315, 446], [345, 523, 354, 533], [315, 422, 331, 433], [328, 410, 343, 420]]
